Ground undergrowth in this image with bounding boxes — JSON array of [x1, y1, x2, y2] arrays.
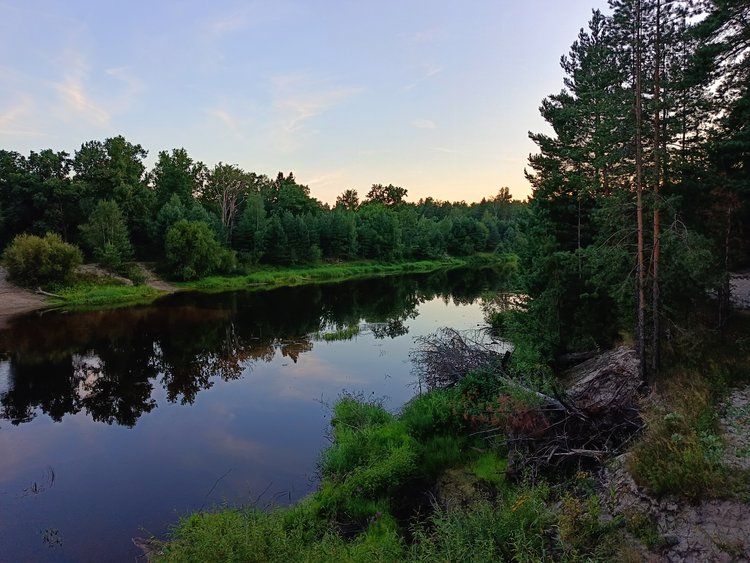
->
[[628, 314, 750, 499], [155, 375, 624, 562]]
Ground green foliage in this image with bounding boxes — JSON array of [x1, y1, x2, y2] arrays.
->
[[628, 372, 728, 499], [410, 486, 556, 562], [177, 257, 489, 292], [165, 220, 235, 281], [470, 452, 508, 486], [558, 493, 620, 558], [153, 194, 187, 248], [356, 204, 403, 261], [2, 232, 82, 288], [234, 194, 267, 263], [365, 183, 408, 207], [79, 200, 133, 270], [400, 389, 463, 439], [121, 263, 147, 286], [624, 509, 667, 551], [49, 283, 162, 309], [313, 324, 360, 342], [156, 504, 405, 563]]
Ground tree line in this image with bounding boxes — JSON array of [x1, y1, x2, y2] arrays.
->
[[0, 139, 523, 281], [521, 0, 750, 375]]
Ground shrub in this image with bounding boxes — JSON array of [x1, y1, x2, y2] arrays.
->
[[2, 233, 82, 288], [121, 263, 147, 286], [165, 220, 236, 280], [400, 389, 463, 439]]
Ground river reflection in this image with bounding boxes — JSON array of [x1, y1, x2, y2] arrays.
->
[[0, 267, 507, 562]]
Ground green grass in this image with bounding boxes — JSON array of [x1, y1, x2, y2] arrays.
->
[[176, 254, 512, 293], [29, 253, 513, 311], [155, 502, 405, 563], [470, 452, 508, 486], [154, 384, 628, 562], [47, 283, 165, 310]]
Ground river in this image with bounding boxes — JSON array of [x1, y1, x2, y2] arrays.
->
[[0, 267, 508, 561]]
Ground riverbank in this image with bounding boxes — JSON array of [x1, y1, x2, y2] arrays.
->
[[0, 254, 515, 316], [176, 254, 513, 292]]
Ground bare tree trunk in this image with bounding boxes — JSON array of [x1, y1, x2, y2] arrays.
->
[[635, 0, 647, 381], [652, 0, 662, 377], [719, 202, 733, 327]]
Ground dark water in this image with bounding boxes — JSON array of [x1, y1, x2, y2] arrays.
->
[[0, 268, 506, 561]]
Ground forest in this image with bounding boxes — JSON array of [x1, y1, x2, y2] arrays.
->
[[0, 139, 522, 284]]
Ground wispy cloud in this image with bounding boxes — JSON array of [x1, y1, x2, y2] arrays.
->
[[270, 72, 360, 150], [54, 76, 110, 126], [431, 147, 459, 154], [51, 58, 144, 128], [406, 28, 440, 43], [411, 119, 437, 130], [405, 63, 444, 91], [207, 107, 238, 132]]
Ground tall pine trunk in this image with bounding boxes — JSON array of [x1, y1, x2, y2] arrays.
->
[[635, 0, 647, 380], [652, 0, 662, 376]]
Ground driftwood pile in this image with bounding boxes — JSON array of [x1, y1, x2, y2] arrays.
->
[[411, 329, 644, 472]]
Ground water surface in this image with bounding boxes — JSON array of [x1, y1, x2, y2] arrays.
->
[[0, 268, 505, 561]]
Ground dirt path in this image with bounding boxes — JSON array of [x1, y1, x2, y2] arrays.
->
[[0, 267, 47, 329], [137, 262, 178, 292]]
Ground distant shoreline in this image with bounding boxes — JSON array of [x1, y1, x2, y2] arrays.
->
[[0, 255, 514, 322]]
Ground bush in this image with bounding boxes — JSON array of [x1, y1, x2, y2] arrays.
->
[[400, 390, 463, 439], [2, 233, 82, 288], [165, 220, 236, 280], [121, 263, 147, 286]]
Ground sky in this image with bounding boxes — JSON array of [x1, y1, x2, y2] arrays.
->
[[0, 0, 610, 205]]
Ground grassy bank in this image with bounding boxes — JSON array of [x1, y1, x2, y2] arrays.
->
[[153, 372, 619, 562], [176, 254, 514, 292], [47, 283, 166, 310], [37, 253, 513, 310]]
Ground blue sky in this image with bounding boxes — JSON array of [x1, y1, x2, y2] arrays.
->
[[0, 0, 609, 204]]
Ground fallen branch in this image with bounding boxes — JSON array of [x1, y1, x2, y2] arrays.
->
[[36, 287, 63, 298], [411, 329, 643, 473]]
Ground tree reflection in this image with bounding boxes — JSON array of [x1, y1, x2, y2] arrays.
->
[[0, 267, 511, 427]]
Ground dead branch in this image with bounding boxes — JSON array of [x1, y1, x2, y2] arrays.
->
[[410, 330, 643, 473]]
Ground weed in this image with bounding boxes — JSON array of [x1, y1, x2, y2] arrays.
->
[[623, 509, 666, 551], [559, 494, 620, 558], [628, 371, 729, 499]]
